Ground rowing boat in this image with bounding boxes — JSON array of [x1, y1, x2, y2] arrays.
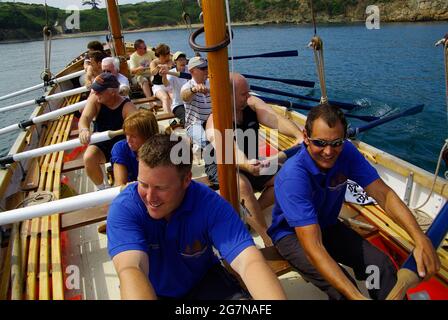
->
[[0, 1, 446, 300]]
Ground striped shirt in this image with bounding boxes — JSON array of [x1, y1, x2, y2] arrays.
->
[[181, 79, 212, 129]]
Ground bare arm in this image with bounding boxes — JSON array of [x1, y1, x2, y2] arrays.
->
[[122, 101, 138, 119], [149, 59, 160, 76], [78, 95, 99, 145], [181, 85, 195, 103], [295, 224, 368, 300], [249, 95, 303, 144], [112, 250, 157, 300], [365, 179, 440, 280], [230, 246, 286, 299], [205, 115, 259, 175], [113, 163, 129, 186]]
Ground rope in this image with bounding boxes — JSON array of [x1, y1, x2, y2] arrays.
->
[[42, 2, 52, 84], [411, 139, 448, 211], [180, 0, 200, 56], [309, 0, 317, 36], [307, 1, 328, 104]]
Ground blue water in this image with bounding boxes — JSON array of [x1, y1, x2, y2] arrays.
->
[[0, 22, 447, 174]]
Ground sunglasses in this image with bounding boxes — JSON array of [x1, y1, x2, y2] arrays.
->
[[308, 138, 345, 148]]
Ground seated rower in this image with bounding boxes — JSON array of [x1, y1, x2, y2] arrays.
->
[[111, 109, 159, 186], [267, 103, 440, 300], [205, 73, 303, 247], [79, 73, 137, 190], [149, 44, 174, 113], [129, 39, 156, 99], [180, 56, 211, 149], [84, 50, 108, 88], [166, 51, 189, 126], [107, 134, 287, 300], [101, 57, 130, 97]]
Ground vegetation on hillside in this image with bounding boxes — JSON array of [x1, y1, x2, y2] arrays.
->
[[0, 0, 443, 41]]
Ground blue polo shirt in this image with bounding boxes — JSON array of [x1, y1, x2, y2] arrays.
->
[[110, 139, 138, 182], [107, 180, 254, 298], [267, 141, 380, 243]]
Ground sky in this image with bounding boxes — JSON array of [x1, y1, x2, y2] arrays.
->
[[2, 1, 159, 10]]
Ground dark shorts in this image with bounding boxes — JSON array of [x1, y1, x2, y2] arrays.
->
[[158, 263, 250, 300], [93, 136, 123, 162], [240, 171, 274, 192], [172, 104, 185, 126]]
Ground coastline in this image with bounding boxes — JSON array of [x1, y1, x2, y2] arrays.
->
[[1, 19, 447, 44]]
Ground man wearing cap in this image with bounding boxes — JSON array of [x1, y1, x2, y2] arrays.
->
[[180, 56, 211, 149], [102, 57, 130, 96], [79, 72, 137, 190], [166, 51, 189, 126], [129, 39, 156, 99]]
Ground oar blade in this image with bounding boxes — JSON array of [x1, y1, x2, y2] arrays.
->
[[242, 73, 315, 88], [348, 104, 425, 138]]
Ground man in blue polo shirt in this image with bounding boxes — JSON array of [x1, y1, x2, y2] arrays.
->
[[267, 104, 440, 300], [107, 134, 286, 299]]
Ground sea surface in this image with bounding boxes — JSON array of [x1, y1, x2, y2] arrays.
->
[[0, 22, 447, 175]]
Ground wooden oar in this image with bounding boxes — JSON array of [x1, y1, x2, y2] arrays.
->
[[386, 202, 448, 300], [250, 84, 358, 110], [0, 129, 123, 167], [0, 86, 89, 113], [0, 70, 85, 102], [231, 50, 299, 60], [256, 94, 379, 122], [0, 100, 87, 136], [242, 73, 315, 88], [0, 186, 122, 226], [347, 105, 424, 138]]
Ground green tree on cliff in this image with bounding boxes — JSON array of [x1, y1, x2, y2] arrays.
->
[[82, 0, 102, 10]]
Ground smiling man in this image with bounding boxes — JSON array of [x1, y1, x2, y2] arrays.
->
[[106, 134, 286, 300], [267, 103, 440, 300]]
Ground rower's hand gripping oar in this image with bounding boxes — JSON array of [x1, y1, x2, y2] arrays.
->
[[347, 105, 424, 138], [0, 129, 124, 168], [386, 202, 447, 300]]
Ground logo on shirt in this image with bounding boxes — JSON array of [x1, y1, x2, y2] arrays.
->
[[328, 173, 347, 191], [180, 240, 208, 257]]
